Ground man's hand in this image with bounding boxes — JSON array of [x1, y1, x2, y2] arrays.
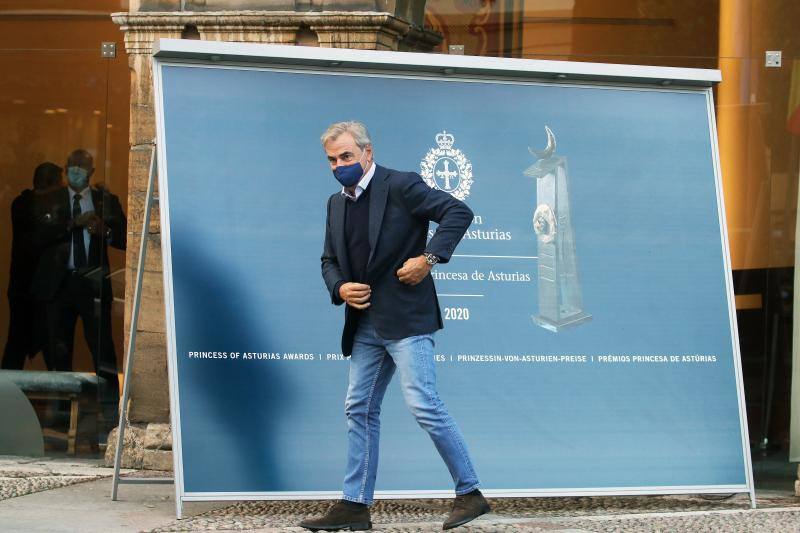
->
[[72, 211, 104, 234], [396, 255, 432, 286], [79, 213, 104, 235], [339, 282, 371, 309], [73, 211, 96, 227]]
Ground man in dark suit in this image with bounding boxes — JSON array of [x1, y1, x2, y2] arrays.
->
[[2, 162, 63, 369], [30, 149, 126, 437], [300, 122, 490, 532]]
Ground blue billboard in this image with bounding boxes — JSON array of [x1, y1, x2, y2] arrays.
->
[[152, 41, 752, 512]]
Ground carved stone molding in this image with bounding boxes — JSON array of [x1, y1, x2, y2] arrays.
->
[[112, 11, 441, 53]]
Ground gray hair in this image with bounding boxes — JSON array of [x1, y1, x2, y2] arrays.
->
[[320, 121, 372, 149]]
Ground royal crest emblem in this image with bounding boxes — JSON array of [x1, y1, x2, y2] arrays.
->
[[420, 131, 474, 200]]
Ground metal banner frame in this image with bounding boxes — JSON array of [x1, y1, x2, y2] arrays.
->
[[110, 142, 174, 501], [151, 38, 754, 519]]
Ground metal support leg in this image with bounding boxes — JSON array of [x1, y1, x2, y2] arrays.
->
[[111, 142, 170, 499]]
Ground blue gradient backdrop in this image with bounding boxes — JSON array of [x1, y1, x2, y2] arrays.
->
[[159, 64, 747, 494]]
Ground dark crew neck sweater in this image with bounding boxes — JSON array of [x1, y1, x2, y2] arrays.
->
[[344, 183, 372, 284]]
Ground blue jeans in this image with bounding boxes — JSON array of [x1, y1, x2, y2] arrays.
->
[[341, 313, 481, 505]]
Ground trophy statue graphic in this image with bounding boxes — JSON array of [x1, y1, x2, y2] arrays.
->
[[524, 126, 591, 332]]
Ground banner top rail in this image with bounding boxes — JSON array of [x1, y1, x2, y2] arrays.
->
[[152, 38, 721, 87]]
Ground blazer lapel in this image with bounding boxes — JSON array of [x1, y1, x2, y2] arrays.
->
[[367, 165, 390, 267], [330, 193, 352, 280]]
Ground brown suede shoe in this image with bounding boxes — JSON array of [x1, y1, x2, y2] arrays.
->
[[442, 489, 491, 530], [299, 500, 372, 531]]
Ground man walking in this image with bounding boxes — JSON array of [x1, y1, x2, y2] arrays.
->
[[300, 122, 490, 531]]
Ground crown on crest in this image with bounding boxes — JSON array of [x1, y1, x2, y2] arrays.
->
[[435, 131, 455, 149]]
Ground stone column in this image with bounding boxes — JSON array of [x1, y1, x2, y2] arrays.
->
[[108, 6, 439, 469]]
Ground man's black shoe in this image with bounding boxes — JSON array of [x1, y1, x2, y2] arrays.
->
[[299, 500, 372, 531], [442, 489, 491, 530]]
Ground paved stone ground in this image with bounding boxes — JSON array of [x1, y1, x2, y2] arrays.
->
[[2, 455, 800, 532], [149, 493, 800, 532], [0, 456, 121, 501]]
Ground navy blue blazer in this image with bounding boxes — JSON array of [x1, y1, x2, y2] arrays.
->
[[321, 164, 473, 356]]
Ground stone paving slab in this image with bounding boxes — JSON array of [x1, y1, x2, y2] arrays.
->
[[557, 507, 800, 533], [0, 455, 133, 501], [147, 493, 800, 532], [0, 473, 212, 533], [0, 455, 113, 476], [1, 456, 799, 532], [148, 507, 800, 533]]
